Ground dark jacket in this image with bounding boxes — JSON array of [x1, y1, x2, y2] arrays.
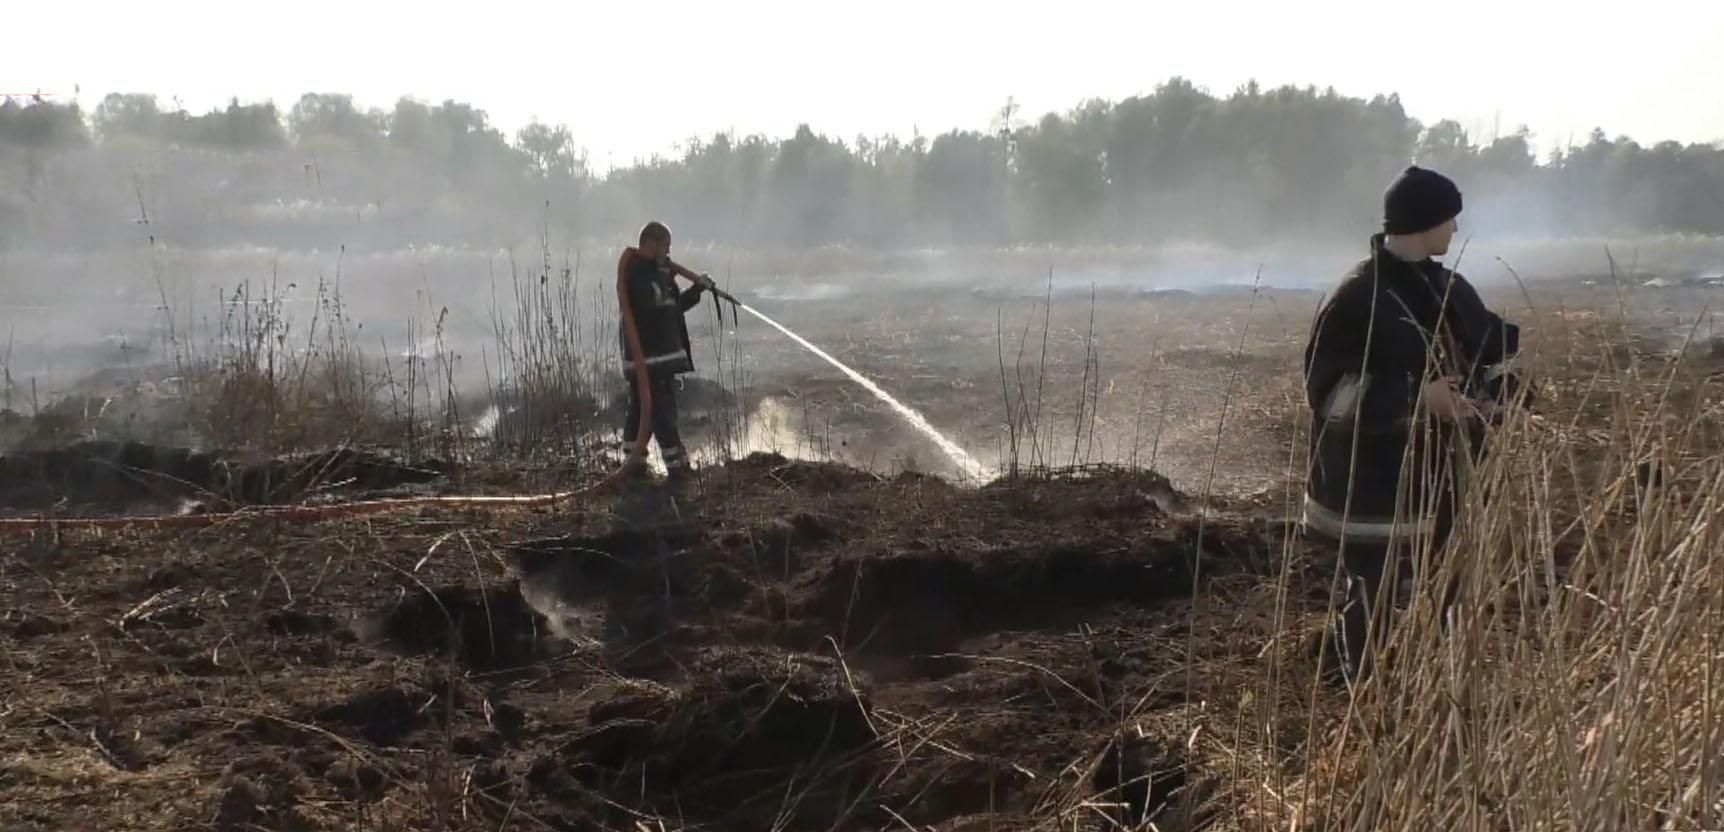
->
[[618, 253, 704, 379], [1302, 234, 1523, 544]]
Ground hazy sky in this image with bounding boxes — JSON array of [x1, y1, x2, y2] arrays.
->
[[12, 0, 1723, 168]]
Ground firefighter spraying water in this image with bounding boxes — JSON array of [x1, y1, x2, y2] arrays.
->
[[614, 222, 708, 482], [618, 220, 988, 483]]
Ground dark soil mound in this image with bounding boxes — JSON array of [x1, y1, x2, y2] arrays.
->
[[212, 753, 314, 832], [715, 452, 885, 492], [799, 528, 1258, 654], [1092, 730, 1193, 827], [0, 440, 446, 513], [556, 645, 878, 827], [507, 527, 688, 601], [314, 686, 430, 747], [805, 545, 1146, 652], [5, 450, 1296, 832], [357, 583, 554, 671]]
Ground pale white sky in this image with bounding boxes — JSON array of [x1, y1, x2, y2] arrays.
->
[[11, 0, 1724, 169]]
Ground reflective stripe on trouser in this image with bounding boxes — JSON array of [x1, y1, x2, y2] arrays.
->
[[661, 445, 689, 470], [1306, 492, 1460, 685], [1300, 493, 1435, 544]]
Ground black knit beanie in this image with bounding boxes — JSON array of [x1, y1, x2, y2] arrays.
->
[[1383, 165, 1463, 235]]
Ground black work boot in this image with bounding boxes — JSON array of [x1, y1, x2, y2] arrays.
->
[[666, 463, 696, 489], [661, 446, 692, 483], [617, 453, 651, 481]]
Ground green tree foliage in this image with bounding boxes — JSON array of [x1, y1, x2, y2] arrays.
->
[[289, 93, 386, 151], [518, 121, 583, 179], [208, 99, 288, 149], [5, 80, 1724, 249], [0, 98, 88, 147], [0, 99, 89, 239], [91, 93, 166, 142], [1013, 104, 1109, 242], [90, 93, 284, 149]]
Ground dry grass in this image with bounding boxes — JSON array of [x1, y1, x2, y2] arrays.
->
[[480, 246, 612, 461], [1176, 287, 1724, 832], [191, 276, 389, 452], [967, 258, 1724, 830]]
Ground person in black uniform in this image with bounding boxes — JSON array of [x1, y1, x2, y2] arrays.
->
[[1302, 166, 1529, 685], [617, 221, 715, 480]]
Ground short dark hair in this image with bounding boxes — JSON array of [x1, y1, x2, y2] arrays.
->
[[639, 221, 671, 246]]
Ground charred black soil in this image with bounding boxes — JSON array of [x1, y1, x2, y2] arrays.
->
[[0, 440, 447, 516], [0, 451, 1323, 831]]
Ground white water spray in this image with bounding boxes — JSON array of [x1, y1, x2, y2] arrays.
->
[[737, 302, 991, 482]]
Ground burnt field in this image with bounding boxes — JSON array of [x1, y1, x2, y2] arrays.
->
[[0, 454, 1300, 831], [4, 264, 1724, 831]]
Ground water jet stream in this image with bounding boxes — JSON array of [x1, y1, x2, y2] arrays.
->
[[737, 302, 990, 482]]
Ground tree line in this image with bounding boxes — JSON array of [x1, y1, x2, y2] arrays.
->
[[2, 80, 1722, 251]]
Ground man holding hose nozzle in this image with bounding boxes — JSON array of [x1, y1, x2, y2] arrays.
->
[[1302, 166, 1532, 686], [617, 221, 719, 482]]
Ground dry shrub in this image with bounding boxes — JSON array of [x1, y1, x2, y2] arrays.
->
[[87, 240, 622, 471], [480, 249, 612, 462], [187, 277, 402, 454]]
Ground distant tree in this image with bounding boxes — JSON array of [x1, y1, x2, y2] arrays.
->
[[516, 121, 582, 179], [1418, 119, 1476, 171], [93, 93, 168, 142], [1013, 106, 1108, 241], [209, 98, 287, 149], [387, 97, 441, 155], [387, 99, 523, 181], [1476, 127, 1536, 178], [93, 93, 285, 150], [917, 129, 1009, 244], [0, 98, 88, 147], [763, 124, 853, 246], [841, 133, 916, 245], [289, 93, 386, 150]]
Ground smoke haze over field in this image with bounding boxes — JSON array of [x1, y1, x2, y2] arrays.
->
[[4, 6, 1724, 445]]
